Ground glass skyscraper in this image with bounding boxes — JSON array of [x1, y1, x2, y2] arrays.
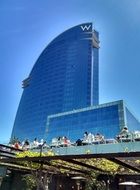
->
[[11, 23, 100, 140], [11, 22, 140, 142]]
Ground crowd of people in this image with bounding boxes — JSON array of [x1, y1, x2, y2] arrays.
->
[[51, 136, 71, 147], [11, 138, 47, 150], [10, 130, 114, 149], [75, 131, 105, 146], [51, 127, 139, 147], [51, 131, 105, 147], [10, 127, 140, 149], [11, 131, 104, 149]]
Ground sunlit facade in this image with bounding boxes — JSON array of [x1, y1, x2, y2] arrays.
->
[[46, 100, 140, 143], [11, 23, 100, 140]]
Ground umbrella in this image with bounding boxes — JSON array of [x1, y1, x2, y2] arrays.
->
[[119, 181, 140, 186]]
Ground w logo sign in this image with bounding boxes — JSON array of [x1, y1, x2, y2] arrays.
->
[[80, 25, 91, 31]]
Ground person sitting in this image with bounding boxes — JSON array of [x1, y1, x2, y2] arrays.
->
[[23, 139, 30, 150], [64, 136, 68, 146], [87, 133, 94, 144], [40, 139, 44, 145], [57, 137, 62, 146], [95, 133, 104, 143], [14, 141, 21, 149], [84, 131, 88, 138], [120, 127, 129, 138], [83, 131, 88, 142], [60, 136, 67, 147], [76, 139, 82, 146], [33, 138, 39, 147]]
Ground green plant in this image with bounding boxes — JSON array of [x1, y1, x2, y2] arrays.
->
[[85, 173, 107, 190], [22, 174, 36, 190]]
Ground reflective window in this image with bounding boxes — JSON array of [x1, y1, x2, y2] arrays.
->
[[46, 104, 121, 143], [11, 23, 99, 141]]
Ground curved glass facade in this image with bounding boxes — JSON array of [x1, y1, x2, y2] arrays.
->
[[11, 23, 99, 141]]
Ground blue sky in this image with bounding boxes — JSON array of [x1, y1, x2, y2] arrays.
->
[[0, 0, 140, 143]]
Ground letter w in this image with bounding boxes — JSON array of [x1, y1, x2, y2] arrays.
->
[[81, 25, 91, 31]]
